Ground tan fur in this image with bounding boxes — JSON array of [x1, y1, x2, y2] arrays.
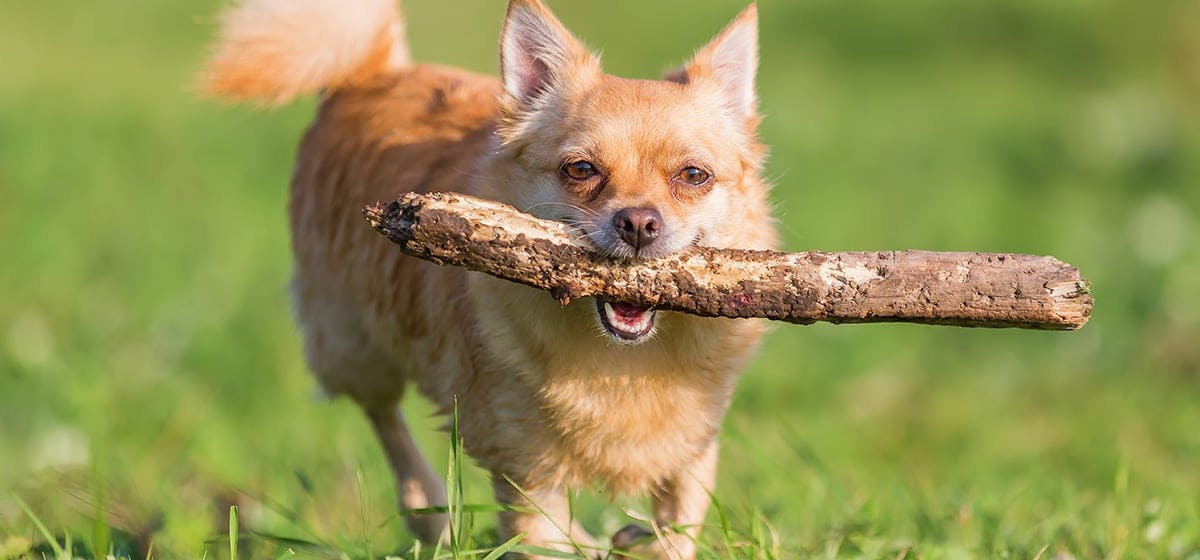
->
[[202, 0, 410, 104], [204, 0, 775, 557]]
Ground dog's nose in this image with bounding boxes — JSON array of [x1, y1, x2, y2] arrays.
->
[[612, 207, 662, 250]]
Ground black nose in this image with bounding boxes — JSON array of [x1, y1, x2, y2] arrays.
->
[[612, 207, 662, 250]]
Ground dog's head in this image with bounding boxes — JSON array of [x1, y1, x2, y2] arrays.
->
[[490, 0, 767, 343]]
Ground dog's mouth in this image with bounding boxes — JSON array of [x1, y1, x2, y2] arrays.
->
[[596, 300, 657, 343]]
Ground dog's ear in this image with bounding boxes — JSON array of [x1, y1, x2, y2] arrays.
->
[[500, 0, 599, 105], [667, 4, 759, 124]]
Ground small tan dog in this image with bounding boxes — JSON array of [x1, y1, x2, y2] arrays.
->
[[204, 0, 776, 557]]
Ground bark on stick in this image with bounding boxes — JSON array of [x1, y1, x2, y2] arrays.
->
[[364, 192, 1093, 330]]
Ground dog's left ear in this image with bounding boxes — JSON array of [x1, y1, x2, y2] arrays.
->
[[666, 4, 759, 124]]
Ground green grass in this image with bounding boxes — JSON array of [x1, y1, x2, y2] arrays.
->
[[2, 0, 1199, 558]]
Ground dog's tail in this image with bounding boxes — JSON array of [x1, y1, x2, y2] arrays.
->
[[201, 0, 409, 105]]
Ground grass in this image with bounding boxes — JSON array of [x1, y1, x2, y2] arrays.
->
[[2, 0, 1199, 558]]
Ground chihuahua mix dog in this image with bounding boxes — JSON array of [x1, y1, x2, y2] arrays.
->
[[204, 0, 776, 557]]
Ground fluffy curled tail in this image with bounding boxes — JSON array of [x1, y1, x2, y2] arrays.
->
[[201, 0, 409, 105]]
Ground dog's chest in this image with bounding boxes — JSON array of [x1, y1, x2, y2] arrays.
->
[[538, 370, 730, 491]]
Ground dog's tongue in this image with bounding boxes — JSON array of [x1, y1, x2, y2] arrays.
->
[[609, 301, 650, 320]]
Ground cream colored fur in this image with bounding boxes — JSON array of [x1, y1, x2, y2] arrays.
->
[[203, 1, 775, 558], [203, 0, 410, 104]]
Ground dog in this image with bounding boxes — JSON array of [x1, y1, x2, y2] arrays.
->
[[203, 0, 777, 557]]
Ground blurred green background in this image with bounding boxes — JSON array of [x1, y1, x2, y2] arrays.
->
[[2, 0, 1198, 557]]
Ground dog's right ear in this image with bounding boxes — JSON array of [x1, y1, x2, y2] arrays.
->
[[500, 0, 599, 106]]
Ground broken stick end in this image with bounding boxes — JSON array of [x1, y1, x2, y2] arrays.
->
[[363, 203, 386, 229], [1045, 262, 1094, 330]]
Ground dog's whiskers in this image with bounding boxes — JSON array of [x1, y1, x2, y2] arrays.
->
[[523, 201, 599, 217]]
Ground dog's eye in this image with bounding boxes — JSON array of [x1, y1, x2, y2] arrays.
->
[[562, 161, 598, 180], [676, 166, 710, 186]]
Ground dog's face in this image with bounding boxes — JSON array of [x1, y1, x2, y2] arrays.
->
[[490, 0, 763, 343], [509, 77, 758, 261]]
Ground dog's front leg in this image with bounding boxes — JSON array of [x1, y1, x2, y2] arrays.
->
[[493, 474, 599, 559], [612, 440, 719, 560]]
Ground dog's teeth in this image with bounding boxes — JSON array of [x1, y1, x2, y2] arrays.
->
[[601, 301, 654, 338]]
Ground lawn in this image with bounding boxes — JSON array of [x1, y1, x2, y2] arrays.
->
[[1, 0, 1198, 558]]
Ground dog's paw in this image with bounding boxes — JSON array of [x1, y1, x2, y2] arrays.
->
[[612, 523, 655, 552], [609, 523, 695, 560], [404, 511, 450, 546]]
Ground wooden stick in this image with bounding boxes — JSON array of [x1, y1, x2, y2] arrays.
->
[[364, 192, 1093, 330]]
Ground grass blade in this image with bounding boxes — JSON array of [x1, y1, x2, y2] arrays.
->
[[499, 475, 590, 559], [356, 469, 373, 559], [705, 490, 737, 559], [91, 456, 111, 559], [480, 533, 526, 560], [229, 505, 239, 560], [12, 495, 68, 559], [504, 544, 586, 558], [447, 398, 464, 557]]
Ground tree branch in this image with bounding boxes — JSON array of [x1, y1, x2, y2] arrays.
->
[[364, 192, 1093, 330]]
